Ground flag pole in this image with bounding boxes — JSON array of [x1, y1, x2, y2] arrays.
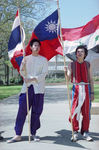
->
[[17, 2, 31, 143], [56, 0, 74, 141]]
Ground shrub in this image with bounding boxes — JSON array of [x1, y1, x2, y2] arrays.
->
[[9, 77, 15, 83], [10, 76, 23, 84], [45, 77, 65, 83]]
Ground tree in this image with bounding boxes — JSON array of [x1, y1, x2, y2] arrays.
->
[[0, 0, 56, 85], [0, 0, 56, 60]]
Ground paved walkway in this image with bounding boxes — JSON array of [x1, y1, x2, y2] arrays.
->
[[0, 85, 99, 150]]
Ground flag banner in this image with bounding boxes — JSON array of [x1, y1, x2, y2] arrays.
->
[[8, 10, 25, 72], [62, 14, 99, 62], [25, 10, 63, 60]]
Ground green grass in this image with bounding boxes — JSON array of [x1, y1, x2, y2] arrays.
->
[[0, 85, 22, 100], [69, 84, 99, 103], [0, 83, 99, 103], [93, 84, 99, 103]]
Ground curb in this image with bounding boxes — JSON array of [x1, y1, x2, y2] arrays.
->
[[91, 103, 99, 115]]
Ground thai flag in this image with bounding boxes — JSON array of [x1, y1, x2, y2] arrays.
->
[[8, 10, 25, 72], [25, 9, 63, 60]]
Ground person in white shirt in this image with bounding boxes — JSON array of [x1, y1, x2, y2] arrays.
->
[[7, 38, 48, 143]]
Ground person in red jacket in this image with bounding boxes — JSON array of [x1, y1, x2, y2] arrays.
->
[[64, 45, 94, 141]]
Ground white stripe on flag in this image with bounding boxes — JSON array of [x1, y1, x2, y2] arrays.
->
[[12, 16, 20, 31], [63, 29, 99, 55], [8, 42, 23, 60]]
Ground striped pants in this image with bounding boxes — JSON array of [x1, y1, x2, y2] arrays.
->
[[69, 84, 91, 135]]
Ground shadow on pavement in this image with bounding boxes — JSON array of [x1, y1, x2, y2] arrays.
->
[[40, 129, 85, 149], [1, 129, 99, 150], [40, 129, 99, 148]]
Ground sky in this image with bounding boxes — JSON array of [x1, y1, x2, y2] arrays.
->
[[46, 0, 99, 62], [49, 0, 99, 28]]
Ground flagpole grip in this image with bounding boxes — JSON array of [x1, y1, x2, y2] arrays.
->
[[17, 2, 31, 143], [56, 0, 74, 141]]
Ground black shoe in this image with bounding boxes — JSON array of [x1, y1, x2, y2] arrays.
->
[[0, 136, 3, 140]]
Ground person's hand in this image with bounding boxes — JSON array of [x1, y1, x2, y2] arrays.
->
[[20, 58, 26, 71], [64, 66, 67, 72], [91, 94, 94, 102], [21, 58, 26, 65], [24, 78, 38, 83], [24, 78, 31, 83]]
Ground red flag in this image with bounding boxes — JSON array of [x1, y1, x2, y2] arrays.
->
[[62, 14, 99, 62], [25, 10, 63, 60]]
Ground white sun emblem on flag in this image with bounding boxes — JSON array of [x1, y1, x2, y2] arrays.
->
[[45, 20, 57, 33]]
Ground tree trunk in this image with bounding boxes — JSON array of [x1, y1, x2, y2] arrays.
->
[[7, 65, 9, 86]]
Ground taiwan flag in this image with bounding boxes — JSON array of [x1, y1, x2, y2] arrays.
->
[[8, 9, 25, 72], [62, 14, 99, 62], [25, 9, 63, 60]]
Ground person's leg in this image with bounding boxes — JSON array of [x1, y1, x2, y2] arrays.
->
[[81, 85, 90, 135], [72, 115, 79, 131], [14, 93, 28, 135], [81, 103, 93, 141], [81, 85, 93, 141], [7, 85, 33, 143], [69, 85, 79, 141], [81, 101, 90, 135], [31, 93, 44, 138]]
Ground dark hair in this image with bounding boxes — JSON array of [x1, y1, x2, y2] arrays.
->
[[75, 45, 88, 59], [29, 38, 41, 47]]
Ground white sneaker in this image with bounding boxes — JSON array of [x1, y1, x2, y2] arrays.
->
[[71, 132, 78, 142], [83, 132, 93, 141], [32, 135, 40, 142]]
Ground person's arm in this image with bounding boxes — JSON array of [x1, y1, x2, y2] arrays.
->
[[35, 58, 48, 82], [24, 58, 48, 83], [64, 63, 72, 81], [19, 57, 37, 83], [89, 64, 94, 102], [24, 78, 38, 83]]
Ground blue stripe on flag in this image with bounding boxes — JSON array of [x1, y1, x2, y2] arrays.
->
[[15, 56, 23, 67], [8, 26, 21, 51]]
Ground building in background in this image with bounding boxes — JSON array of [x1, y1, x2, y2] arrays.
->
[[48, 55, 72, 78]]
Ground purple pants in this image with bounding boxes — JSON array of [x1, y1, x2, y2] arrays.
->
[[14, 85, 44, 135]]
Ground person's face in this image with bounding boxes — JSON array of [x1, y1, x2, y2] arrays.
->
[[30, 41, 40, 54], [76, 48, 85, 60]]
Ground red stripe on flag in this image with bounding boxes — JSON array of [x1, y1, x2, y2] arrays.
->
[[11, 50, 23, 71], [25, 32, 63, 60], [62, 14, 99, 41], [15, 10, 19, 18]]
